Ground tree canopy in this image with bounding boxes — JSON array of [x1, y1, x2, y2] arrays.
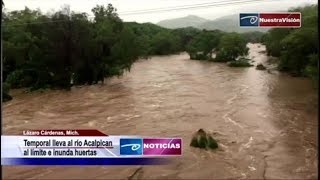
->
[[263, 4, 318, 78], [186, 30, 223, 60], [1, 4, 191, 101], [3, 5, 142, 90], [215, 32, 248, 62]]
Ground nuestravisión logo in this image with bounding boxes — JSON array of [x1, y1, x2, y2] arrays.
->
[[240, 13, 301, 28]]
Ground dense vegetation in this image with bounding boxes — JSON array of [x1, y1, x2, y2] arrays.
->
[[186, 30, 222, 60], [186, 30, 250, 62], [262, 5, 318, 79], [1, 4, 188, 101], [124, 22, 185, 56], [3, 4, 142, 91], [214, 33, 249, 62]]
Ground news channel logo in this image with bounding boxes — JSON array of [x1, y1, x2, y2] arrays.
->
[[239, 13, 259, 26], [120, 138, 182, 156], [120, 138, 143, 155], [240, 13, 301, 28]]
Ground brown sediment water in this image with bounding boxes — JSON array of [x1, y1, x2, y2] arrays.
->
[[2, 43, 318, 179]]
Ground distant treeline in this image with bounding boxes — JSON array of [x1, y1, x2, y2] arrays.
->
[[262, 4, 318, 79]]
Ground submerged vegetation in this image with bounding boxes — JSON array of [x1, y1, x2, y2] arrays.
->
[[186, 31, 250, 62], [256, 63, 267, 70], [227, 58, 253, 67], [190, 129, 218, 150], [186, 30, 222, 60]]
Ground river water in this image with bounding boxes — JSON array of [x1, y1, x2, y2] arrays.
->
[[2, 43, 318, 179]]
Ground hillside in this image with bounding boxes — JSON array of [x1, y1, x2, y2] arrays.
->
[[157, 15, 209, 29], [199, 14, 269, 33], [157, 14, 269, 33]]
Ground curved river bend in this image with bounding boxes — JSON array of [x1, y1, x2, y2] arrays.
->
[[3, 44, 318, 179]]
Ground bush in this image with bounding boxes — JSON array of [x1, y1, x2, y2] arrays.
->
[[216, 33, 248, 61], [189, 53, 210, 60], [3, 82, 11, 94], [190, 129, 218, 150], [213, 49, 229, 62], [5, 70, 25, 88], [227, 58, 253, 67], [2, 82, 13, 102], [304, 54, 319, 80], [256, 63, 267, 70]]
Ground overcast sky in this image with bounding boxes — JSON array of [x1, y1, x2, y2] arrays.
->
[[3, 0, 318, 23]]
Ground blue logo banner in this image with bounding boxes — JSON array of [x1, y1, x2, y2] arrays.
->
[[120, 139, 143, 155], [239, 13, 259, 26]]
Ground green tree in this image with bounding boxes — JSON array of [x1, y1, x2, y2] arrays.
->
[[264, 4, 318, 78], [173, 27, 201, 51], [2, 3, 147, 93], [262, 28, 291, 57], [150, 31, 181, 55], [279, 28, 318, 75], [186, 30, 222, 60], [215, 32, 248, 62]]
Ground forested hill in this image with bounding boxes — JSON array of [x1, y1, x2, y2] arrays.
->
[[199, 14, 269, 33], [157, 15, 209, 29], [157, 14, 268, 32]]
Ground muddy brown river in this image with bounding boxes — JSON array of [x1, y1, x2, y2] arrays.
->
[[2, 44, 318, 179]]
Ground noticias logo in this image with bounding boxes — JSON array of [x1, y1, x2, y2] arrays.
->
[[239, 12, 301, 28], [143, 138, 182, 155], [119, 138, 182, 156], [143, 143, 181, 149]]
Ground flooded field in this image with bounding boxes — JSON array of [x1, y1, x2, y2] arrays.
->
[[2, 44, 318, 179]]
